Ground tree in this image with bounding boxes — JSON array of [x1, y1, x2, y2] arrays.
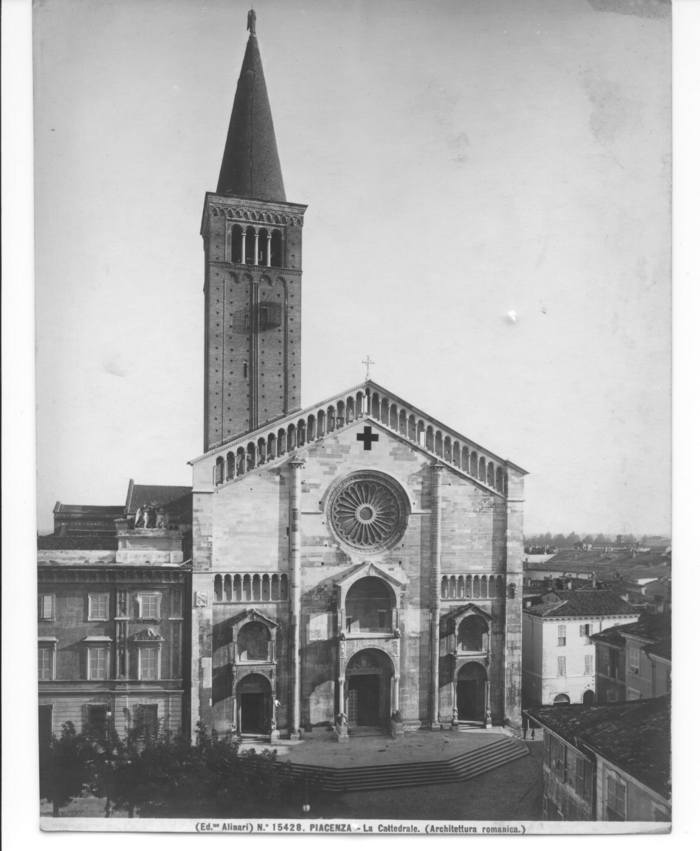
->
[[89, 720, 296, 819], [40, 722, 96, 817]]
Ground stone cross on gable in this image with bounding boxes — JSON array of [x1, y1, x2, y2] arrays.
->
[[362, 355, 375, 381]]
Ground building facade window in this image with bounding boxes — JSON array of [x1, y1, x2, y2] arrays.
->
[[609, 649, 619, 679], [607, 689, 618, 703], [89, 593, 109, 620], [39, 704, 53, 751], [558, 625, 567, 646], [551, 737, 567, 781], [584, 655, 593, 675], [88, 646, 109, 680], [139, 646, 160, 680], [38, 595, 55, 621], [86, 703, 109, 732], [38, 646, 54, 681], [606, 773, 626, 821], [138, 594, 161, 620], [134, 704, 159, 740], [557, 656, 566, 677], [629, 646, 640, 674]]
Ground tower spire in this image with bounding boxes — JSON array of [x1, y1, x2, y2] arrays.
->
[[217, 10, 286, 201]]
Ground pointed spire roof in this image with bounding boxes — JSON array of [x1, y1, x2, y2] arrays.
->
[[216, 13, 286, 202]]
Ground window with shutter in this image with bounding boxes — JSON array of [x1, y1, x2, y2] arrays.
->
[[575, 756, 585, 797], [38, 595, 54, 621], [39, 705, 53, 751], [557, 656, 566, 677], [139, 646, 159, 680], [134, 704, 159, 740], [38, 647, 53, 681], [606, 775, 626, 821], [584, 655, 593, 675], [558, 625, 567, 646], [87, 704, 108, 731], [138, 594, 160, 620], [89, 647, 108, 680], [89, 594, 109, 620]]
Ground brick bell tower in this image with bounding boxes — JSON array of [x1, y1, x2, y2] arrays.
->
[[202, 10, 306, 452]]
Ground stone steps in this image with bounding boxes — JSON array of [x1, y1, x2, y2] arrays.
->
[[286, 737, 529, 793]]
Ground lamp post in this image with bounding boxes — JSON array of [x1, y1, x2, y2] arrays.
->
[[302, 775, 310, 814]]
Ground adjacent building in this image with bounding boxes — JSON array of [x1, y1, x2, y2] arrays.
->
[[522, 590, 638, 708], [591, 613, 671, 704], [525, 697, 670, 822], [38, 483, 192, 746]]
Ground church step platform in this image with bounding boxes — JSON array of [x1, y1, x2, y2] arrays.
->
[[348, 726, 390, 738], [284, 737, 530, 794]]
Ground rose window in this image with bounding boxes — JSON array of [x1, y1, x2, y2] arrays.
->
[[327, 472, 408, 553]]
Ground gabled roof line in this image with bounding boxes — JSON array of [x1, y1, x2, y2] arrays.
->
[[200, 415, 509, 498], [190, 379, 526, 476]]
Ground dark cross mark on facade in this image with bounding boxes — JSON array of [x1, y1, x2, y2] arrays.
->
[[357, 426, 379, 450]]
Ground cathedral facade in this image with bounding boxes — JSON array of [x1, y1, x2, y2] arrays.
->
[[188, 17, 526, 740]]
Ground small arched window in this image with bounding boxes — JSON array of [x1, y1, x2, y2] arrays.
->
[[231, 224, 243, 263], [244, 227, 256, 265], [215, 457, 224, 485], [270, 230, 283, 267]]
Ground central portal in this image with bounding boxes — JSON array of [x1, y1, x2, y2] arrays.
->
[[348, 673, 380, 726], [344, 648, 393, 728]]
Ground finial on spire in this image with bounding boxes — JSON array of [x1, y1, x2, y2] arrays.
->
[[362, 355, 375, 381], [247, 8, 256, 37]]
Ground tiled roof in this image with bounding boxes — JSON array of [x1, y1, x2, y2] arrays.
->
[[647, 636, 672, 662], [589, 624, 626, 648], [620, 613, 671, 643], [526, 697, 670, 797], [37, 534, 118, 551], [526, 590, 638, 618], [54, 504, 124, 515]]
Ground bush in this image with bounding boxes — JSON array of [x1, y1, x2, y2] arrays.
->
[[87, 721, 295, 818], [40, 722, 96, 817]]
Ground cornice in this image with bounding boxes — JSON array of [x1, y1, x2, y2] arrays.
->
[[207, 204, 305, 227]]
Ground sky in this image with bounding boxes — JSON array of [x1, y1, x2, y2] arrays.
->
[[32, 0, 671, 536]]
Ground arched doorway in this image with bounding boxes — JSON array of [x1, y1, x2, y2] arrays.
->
[[582, 690, 596, 706], [238, 673, 271, 734], [457, 662, 487, 722], [345, 649, 394, 728]]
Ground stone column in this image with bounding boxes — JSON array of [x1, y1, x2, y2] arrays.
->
[[503, 463, 526, 731], [430, 462, 444, 729], [289, 457, 305, 740], [253, 230, 260, 265], [240, 230, 246, 264], [266, 233, 272, 267]]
